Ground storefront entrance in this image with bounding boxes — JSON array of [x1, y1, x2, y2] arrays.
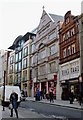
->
[[61, 83, 69, 100]]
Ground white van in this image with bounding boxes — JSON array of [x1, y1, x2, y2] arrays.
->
[[0, 85, 21, 107]]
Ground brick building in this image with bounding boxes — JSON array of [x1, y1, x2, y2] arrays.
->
[[59, 11, 80, 100]]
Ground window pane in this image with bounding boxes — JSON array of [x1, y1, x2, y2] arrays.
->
[[19, 51, 22, 61], [24, 47, 28, 57], [15, 53, 18, 62], [39, 50, 46, 60], [18, 62, 22, 71], [10, 56, 14, 64], [72, 44, 75, 54], [18, 73, 21, 83], [68, 46, 71, 56], [50, 62, 56, 73], [15, 64, 18, 72], [9, 65, 13, 73], [23, 58, 27, 69], [40, 65, 45, 75], [50, 45, 57, 55], [49, 32, 56, 40], [63, 48, 66, 58]]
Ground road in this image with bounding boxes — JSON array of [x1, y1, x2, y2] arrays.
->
[[20, 100, 83, 119], [2, 100, 83, 119]]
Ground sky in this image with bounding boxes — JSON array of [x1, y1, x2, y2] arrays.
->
[[0, 0, 83, 50]]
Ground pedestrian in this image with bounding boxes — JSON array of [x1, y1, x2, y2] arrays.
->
[[37, 89, 41, 101], [9, 90, 18, 118], [40, 90, 44, 100], [24, 87, 27, 97], [78, 92, 82, 105], [49, 89, 54, 103], [69, 90, 74, 104]]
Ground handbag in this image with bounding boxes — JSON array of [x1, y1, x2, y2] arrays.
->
[[9, 103, 13, 109]]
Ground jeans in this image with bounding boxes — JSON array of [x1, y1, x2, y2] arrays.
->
[[10, 108, 18, 118]]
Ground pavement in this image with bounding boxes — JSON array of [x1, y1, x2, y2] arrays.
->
[[26, 97, 83, 110], [2, 106, 47, 119], [0, 105, 2, 120]]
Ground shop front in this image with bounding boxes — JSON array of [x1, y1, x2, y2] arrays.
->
[[61, 79, 79, 100], [41, 82, 46, 93], [61, 81, 69, 100], [69, 79, 79, 100]]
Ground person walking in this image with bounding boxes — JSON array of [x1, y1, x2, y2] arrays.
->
[[49, 89, 54, 103], [37, 89, 41, 101], [78, 92, 82, 105], [69, 90, 74, 104], [10, 90, 18, 118]]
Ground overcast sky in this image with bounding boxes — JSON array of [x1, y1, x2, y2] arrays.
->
[[0, 0, 82, 50]]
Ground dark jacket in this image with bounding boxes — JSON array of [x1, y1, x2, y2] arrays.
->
[[10, 92, 18, 109]]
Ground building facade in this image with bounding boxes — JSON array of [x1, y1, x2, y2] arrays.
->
[[8, 32, 36, 96], [31, 9, 63, 99], [59, 11, 80, 100], [8, 50, 15, 85]]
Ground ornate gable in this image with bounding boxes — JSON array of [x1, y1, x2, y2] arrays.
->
[[37, 10, 51, 32]]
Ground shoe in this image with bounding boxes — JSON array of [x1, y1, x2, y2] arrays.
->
[[10, 115, 13, 117], [16, 116, 18, 119]]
